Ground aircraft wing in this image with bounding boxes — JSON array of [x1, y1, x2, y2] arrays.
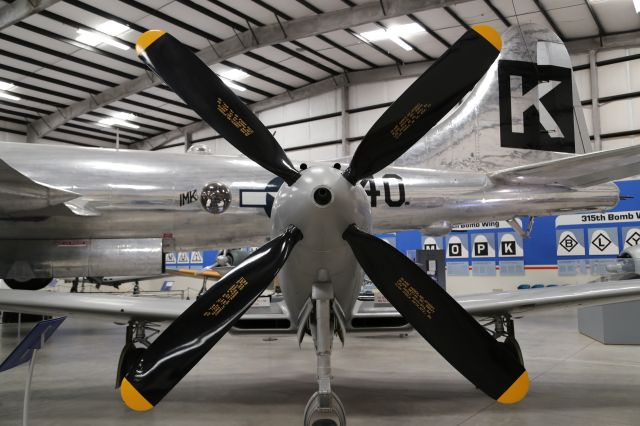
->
[[0, 290, 191, 322], [457, 280, 640, 316], [2, 280, 640, 327], [85, 275, 168, 287], [85, 267, 229, 288], [353, 280, 640, 323], [165, 267, 226, 279], [489, 144, 640, 188]]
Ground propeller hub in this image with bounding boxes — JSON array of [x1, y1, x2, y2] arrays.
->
[[313, 187, 332, 206], [271, 165, 371, 252]]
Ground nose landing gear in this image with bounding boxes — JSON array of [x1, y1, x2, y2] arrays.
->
[[115, 320, 159, 388], [304, 391, 346, 426], [483, 313, 524, 367], [302, 272, 347, 426]]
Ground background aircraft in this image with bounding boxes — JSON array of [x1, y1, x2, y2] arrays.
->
[[4, 24, 640, 425], [602, 244, 640, 280]]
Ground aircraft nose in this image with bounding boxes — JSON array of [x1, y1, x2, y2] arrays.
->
[[270, 165, 371, 252]]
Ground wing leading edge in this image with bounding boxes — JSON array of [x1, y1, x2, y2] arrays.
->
[[458, 280, 640, 316], [490, 144, 640, 188], [0, 290, 190, 322], [2, 280, 640, 324]]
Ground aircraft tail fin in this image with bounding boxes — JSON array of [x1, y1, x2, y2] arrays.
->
[[397, 23, 593, 172]]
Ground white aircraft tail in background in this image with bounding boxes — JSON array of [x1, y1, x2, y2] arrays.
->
[[399, 23, 593, 173]]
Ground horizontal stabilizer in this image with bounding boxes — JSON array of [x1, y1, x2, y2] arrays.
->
[[0, 159, 80, 215], [490, 144, 640, 187]]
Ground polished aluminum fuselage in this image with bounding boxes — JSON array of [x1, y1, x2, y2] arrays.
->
[[0, 142, 619, 320], [0, 142, 617, 249]]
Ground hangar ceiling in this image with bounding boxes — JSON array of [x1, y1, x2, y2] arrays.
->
[[0, 0, 638, 149]]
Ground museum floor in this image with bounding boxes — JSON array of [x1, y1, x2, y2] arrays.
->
[[1, 306, 640, 426]]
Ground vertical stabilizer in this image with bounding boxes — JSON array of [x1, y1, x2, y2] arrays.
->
[[396, 24, 592, 171]]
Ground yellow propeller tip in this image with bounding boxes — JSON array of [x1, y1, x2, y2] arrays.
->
[[120, 378, 154, 411], [497, 371, 529, 404], [135, 30, 166, 56], [472, 24, 502, 51]]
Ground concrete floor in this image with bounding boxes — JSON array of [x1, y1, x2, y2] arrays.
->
[[1, 308, 640, 426]]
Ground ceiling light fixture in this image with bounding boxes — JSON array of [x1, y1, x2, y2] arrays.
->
[[97, 112, 139, 129], [0, 92, 20, 101], [76, 20, 130, 50], [221, 79, 246, 91], [0, 81, 20, 101], [359, 23, 425, 51], [220, 69, 248, 81], [96, 20, 129, 36], [219, 69, 249, 92]]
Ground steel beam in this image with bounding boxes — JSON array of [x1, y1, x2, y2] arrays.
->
[[589, 50, 602, 151], [42, 135, 124, 149], [27, 0, 471, 142], [566, 30, 640, 53], [532, 0, 565, 40], [184, 132, 193, 153], [0, 0, 61, 30], [131, 61, 431, 150], [341, 87, 350, 157], [583, 0, 605, 36]]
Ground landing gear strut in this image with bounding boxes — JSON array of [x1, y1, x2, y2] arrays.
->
[[302, 272, 346, 426], [115, 320, 159, 387], [197, 277, 209, 298], [483, 313, 524, 367], [70, 277, 79, 293]]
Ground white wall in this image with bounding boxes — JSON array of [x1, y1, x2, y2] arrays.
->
[[571, 47, 640, 150], [160, 78, 415, 159], [160, 48, 640, 160]]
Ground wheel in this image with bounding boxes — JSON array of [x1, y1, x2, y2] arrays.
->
[[115, 343, 146, 388], [304, 392, 346, 426], [503, 336, 524, 367], [4, 278, 52, 290]]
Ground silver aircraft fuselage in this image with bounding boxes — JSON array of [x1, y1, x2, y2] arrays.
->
[[0, 141, 619, 320], [0, 142, 617, 250]]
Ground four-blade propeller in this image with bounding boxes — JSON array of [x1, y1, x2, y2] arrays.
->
[[136, 30, 300, 185], [343, 224, 528, 404], [126, 24, 528, 411], [121, 225, 302, 410]]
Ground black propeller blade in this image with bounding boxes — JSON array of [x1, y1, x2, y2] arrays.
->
[[343, 25, 502, 184], [343, 224, 528, 404], [135, 30, 300, 185], [120, 225, 303, 411]]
